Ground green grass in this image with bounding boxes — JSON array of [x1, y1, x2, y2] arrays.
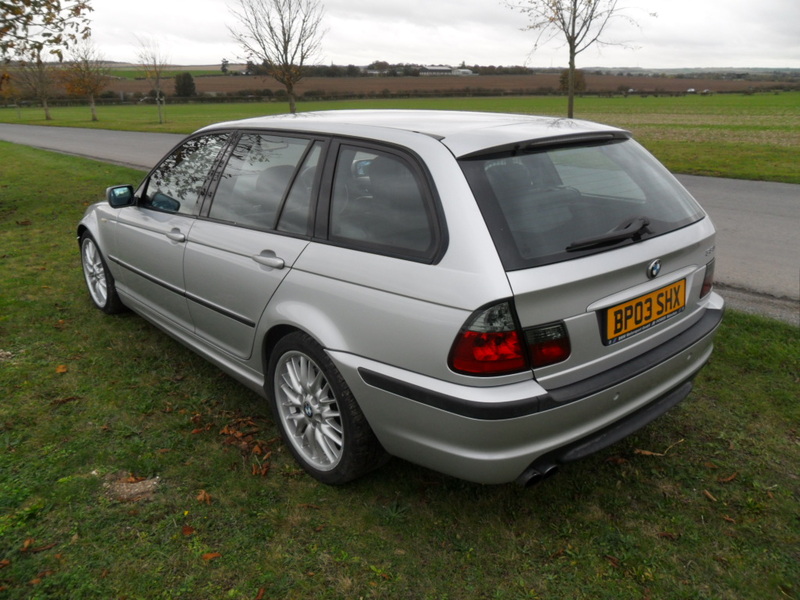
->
[[1, 143, 799, 600], [105, 68, 225, 80], [1, 91, 798, 183]]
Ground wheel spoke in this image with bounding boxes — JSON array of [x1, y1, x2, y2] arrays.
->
[[319, 423, 343, 448], [315, 427, 339, 464]]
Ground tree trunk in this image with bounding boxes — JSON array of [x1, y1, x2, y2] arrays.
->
[[43, 98, 52, 121], [567, 48, 576, 119], [286, 83, 297, 114], [89, 95, 97, 122], [156, 92, 165, 124]]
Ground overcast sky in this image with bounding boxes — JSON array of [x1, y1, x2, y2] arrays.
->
[[89, 0, 800, 69]]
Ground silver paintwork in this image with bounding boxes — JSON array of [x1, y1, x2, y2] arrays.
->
[[78, 110, 724, 484]]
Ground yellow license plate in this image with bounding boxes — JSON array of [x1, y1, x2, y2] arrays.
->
[[605, 279, 686, 344]]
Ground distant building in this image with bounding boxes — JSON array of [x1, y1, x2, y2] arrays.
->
[[420, 65, 475, 76]]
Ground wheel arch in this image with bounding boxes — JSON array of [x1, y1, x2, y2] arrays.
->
[[258, 296, 352, 378]]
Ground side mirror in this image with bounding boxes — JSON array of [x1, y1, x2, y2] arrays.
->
[[106, 185, 135, 208]]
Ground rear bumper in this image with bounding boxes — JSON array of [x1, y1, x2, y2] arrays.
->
[[332, 299, 724, 484]]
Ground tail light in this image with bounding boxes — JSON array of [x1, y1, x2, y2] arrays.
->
[[700, 259, 715, 298], [526, 322, 571, 368], [449, 302, 572, 376], [449, 302, 527, 376]]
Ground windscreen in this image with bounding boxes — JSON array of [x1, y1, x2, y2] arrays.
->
[[459, 138, 705, 270]]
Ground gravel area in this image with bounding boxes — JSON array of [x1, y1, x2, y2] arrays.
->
[[716, 284, 799, 326]]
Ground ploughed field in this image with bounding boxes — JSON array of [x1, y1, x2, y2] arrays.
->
[[105, 73, 792, 97]]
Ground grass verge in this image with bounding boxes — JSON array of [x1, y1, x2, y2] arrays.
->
[[1, 143, 798, 599], [1, 91, 798, 183]]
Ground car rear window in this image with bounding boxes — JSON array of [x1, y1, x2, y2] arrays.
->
[[459, 138, 705, 270]]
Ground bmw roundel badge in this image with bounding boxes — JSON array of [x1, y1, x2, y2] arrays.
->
[[647, 259, 662, 279]]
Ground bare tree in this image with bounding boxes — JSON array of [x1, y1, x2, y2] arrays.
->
[[136, 37, 169, 124], [229, 0, 325, 114], [60, 40, 108, 121], [505, 0, 644, 118], [15, 47, 57, 120]]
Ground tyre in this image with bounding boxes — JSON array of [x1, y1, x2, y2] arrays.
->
[[268, 332, 387, 484], [80, 232, 125, 314]]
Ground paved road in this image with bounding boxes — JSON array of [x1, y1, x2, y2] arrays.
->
[[1, 123, 798, 324], [0, 123, 184, 169]]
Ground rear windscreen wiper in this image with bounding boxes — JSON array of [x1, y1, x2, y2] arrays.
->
[[566, 216, 651, 252]]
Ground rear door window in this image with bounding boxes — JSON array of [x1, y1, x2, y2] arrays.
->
[[460, 138, 705, 270], [208, 133, 314, 231], [328, 145, 438, 261]]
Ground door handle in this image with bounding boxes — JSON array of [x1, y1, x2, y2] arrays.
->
[[252, 251, 285, 269], [166, 229, 186, 243]]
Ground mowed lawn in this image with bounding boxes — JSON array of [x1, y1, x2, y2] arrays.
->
[[1, 91, 798, 183]]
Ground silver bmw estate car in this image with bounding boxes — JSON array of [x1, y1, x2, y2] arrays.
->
[[78, 110, 724, 486]]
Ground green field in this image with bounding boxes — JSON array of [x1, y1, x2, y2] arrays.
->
[[1, 138, 799, 598], [1, 91, 798, 183], [105, 68, 224, 80]]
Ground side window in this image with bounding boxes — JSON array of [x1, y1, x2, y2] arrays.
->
[[329, 146, 435, 257], [277, 142, 322, 235], [143, 134, 229, 215], [209, 133, 311, 230]]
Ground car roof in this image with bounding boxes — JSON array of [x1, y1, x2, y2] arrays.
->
[[199, 110, 629, 158]]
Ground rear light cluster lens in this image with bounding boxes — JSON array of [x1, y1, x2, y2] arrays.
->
[[449, 302, 571, 376], [526, 322, 572, 368], [700, 259, 715, 298], [449, 302, 526, 376]]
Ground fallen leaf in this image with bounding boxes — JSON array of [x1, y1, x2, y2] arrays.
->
[[657, 532, 679, 540], [605, 455, 628, 465], [32, 542, 57, 553], [196, 490, 212, 505], [723, 515, 736, 524], [55, 365, 69, 374], [51, 396, 80, 406], [703, 490, 718, 502], [254, 588, 266, 600], [0, 559, 10, 569], [604, 555, 621, 568], [202, 552, 221, 561], [703, 461, 719, 469], [182, 526, 196, 536], [718, 472, 739, 484]]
